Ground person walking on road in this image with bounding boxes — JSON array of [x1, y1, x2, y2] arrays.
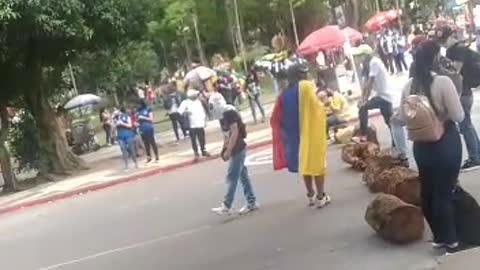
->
[[271, 58, 330, 208], [209, 94, 258, 215], [246, 68, 266, 124], [116, 107, 138, 171], [400, 40, 464, 254], [353, 45, 395, 144], [380, 29, 397, 74], [178, 89, 211, 161], [137, 100, 159, 164]]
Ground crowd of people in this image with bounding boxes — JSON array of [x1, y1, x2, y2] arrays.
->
[[94, 18, 480, 254], [351, 23, 480, 253]]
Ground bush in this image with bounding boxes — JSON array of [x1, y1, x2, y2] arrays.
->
[[8, 110, 41, 172]]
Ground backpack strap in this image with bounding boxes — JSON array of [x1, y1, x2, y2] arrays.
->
[[411, 75, 440, 116]]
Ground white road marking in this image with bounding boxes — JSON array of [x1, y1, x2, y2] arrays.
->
[[245, 148, 273, 166], [36, 225, 212, 270]]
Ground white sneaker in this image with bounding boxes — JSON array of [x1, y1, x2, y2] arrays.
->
[[238, 203, 260, 215], [211, 203, 232, 216], [308, 197, 316, 207], [316, 194, 331, 209]]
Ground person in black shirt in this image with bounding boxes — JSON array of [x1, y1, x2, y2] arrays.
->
[[439, 26, 480, 170], [209, 94, 258, 216]]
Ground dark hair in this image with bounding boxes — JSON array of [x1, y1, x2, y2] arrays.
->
[[120, 107, 127, 113], [138, 99, 147, 108], [411, 40, 440, 97]]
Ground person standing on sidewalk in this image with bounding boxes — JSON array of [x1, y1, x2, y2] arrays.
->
[[438, 26, 480, 171], [209, 94, 258, 215], [353, 44, 394, 144], [246, 68, 266, 124], [178, 89, 211, 161], [99, 108, 113, 146], [271, 58, 330, 208], [137, 100, 159, 164], [399, 40, 464, 254], [164, 89, 188, 142], [116, 107, 138, 171]]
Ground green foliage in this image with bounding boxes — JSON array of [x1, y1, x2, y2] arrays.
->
[[8, 111, 41, 173], [232, 44, 269, 70], [75, 41, 159, 103]]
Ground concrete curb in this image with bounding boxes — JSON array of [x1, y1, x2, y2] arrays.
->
[[0, 139, 273, 216], [0, 110, 383, 216]]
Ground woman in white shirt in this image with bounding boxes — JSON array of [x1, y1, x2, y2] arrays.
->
[[178, 89, 211, 160]]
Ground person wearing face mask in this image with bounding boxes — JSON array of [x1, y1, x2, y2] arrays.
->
[[209, 93, 258, 216]]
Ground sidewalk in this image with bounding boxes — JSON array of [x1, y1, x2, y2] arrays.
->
[[0, 74, 410, 215]]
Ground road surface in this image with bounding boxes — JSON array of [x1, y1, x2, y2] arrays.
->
[[3, 94, 480, 270]]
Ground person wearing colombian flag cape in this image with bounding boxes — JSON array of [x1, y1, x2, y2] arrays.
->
[[271, 58, 330, 208]]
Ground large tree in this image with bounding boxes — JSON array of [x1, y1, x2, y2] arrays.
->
[[0, 0, 152, 178]]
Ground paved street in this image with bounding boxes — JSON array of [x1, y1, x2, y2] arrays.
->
[[2, 75, 480, 269], [2, 115, 480, 270]]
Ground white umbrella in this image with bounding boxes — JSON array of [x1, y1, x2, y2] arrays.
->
[[64, 94, 102, 110]]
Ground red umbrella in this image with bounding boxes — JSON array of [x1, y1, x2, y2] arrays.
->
[[364, 9, 401, 31], [297, 25, 363, 56]]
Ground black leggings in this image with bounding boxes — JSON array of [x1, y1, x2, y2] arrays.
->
[[103, 123, 112, 145], [169, 113, 187, 141], [141, 129, 159, 160], [189, 128, 206, 155]]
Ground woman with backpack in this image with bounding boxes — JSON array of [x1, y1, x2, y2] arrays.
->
[[400, 40, 464, 254]]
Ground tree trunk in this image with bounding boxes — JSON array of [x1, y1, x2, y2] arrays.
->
[[350, 0, 360, 28], [0, 105, 17, 192], [192, 8, 207, 66], [225, 0, 239, 55], [183, 34, 193, 67], [380, 167, 420, 206], [112, 89, 120, 107], [365, 194, 424, 244], [341, 142, 380, 171], [363, 153, 408, 192], [25, 83, 88, 177]]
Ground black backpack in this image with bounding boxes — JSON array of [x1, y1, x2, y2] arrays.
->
[[453, 185, 480, 246]]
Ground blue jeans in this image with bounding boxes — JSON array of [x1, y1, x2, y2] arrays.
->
[[272, 78, 279, 95], [248, 94, 266, 122], [459, 95, 480, 161], [414, 122, 462, 245], [391, 112, 408, 159], [326, 115, 347, 136], [224, 148, 256, 209], [118, 136, 137, 169]]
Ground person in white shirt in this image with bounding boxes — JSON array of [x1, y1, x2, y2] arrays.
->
[[137, 86, 146, 100], [352, 45, 395, 143], [178, 89, 211, 160]]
